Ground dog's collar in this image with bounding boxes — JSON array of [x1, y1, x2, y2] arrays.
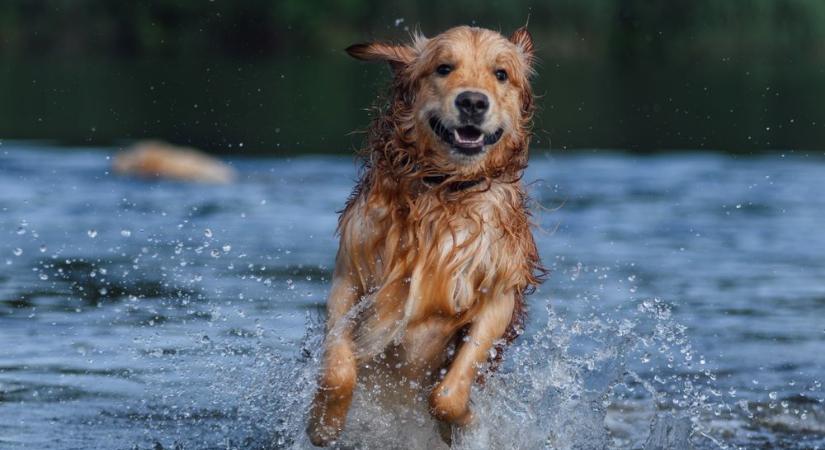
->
[[422, 174, 486, 192]]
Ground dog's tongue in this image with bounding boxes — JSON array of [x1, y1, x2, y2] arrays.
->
[[454, 126, 483, 145]]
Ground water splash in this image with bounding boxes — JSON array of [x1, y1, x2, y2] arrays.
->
[[451, 296, 720, 450], [3, 149, 824, 449], [214, 272, 730, 449]]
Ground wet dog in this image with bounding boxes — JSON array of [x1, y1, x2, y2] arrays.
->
[[307, 26, 543, 446]]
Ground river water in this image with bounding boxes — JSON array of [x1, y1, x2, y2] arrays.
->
[[1, 143, 823, 449]]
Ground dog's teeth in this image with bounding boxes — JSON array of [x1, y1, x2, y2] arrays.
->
[[453, 129, 483, 144]]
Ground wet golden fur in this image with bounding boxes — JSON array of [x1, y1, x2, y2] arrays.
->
[[307, 26, 544, 447]]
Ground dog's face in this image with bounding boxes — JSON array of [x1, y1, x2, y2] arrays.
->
[[348, 26, 534, 175]]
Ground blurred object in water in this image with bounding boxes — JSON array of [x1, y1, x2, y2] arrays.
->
[[113, 140, 236, 184]]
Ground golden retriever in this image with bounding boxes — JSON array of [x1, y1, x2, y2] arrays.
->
[[307, 25, 543, 447]]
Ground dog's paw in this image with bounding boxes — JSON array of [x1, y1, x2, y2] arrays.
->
[[306, 343, 357, 446], [307, 389, 349, 447], [307, 424, 341, 447], [429, 381, 473, 425], [306, 373, 355, 446], [306, 413, 344, 447]]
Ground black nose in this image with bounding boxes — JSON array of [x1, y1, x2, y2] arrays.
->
[[455, 91, 489, 120]]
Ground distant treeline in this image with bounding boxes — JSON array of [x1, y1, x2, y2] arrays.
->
[[3, 0, 825, 152], [1, 0, 824, 62]]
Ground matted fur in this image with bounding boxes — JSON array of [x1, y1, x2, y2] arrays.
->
[[307, 26, 544, 447]]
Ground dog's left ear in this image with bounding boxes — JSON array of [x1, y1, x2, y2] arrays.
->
[[509, 27, 535, 67], [346, 42, 415, 73]]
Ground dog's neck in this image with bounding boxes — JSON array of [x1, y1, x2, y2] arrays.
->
[[421, 174, 486, 192]]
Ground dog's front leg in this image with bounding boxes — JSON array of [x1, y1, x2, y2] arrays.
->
[[307, 256, 361, 447], [429, 290, 515, 425]]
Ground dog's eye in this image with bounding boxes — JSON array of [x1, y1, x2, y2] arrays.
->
[[495, 69, 508, 82], [436, 64, 453, 76]]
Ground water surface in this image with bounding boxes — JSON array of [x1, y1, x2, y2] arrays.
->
[[0, 144, 824, 449]]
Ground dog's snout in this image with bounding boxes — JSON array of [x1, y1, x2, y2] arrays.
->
[[455, 91, 489, 121]]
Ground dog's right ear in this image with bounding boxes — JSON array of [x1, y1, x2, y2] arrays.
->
[[346, 42, 415, 72], [509, 27, 535, 69]]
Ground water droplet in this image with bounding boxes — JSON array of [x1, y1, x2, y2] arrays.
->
[[222, 244, 231, 252], [120, 229, 132, 237], [769, 391, 778, 400], [12, 248, 22, 256], [39, 244, 47, 253], [204, 228, 213, 238], [87, 229, 98, 238], [39, 273, 48, 281]]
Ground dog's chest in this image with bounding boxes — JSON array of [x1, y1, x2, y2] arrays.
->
[[424, 223, 493, 314], [356, 190, 511, 317]]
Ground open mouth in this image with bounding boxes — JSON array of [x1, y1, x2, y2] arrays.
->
[[429, 117, 504, 156]]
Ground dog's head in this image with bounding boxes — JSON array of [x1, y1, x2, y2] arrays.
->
[[347, 26, 535, 178]]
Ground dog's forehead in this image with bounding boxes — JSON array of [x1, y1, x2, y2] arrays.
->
[[428, 27, 516, 62]]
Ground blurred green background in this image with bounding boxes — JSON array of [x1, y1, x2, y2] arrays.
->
[[1, 0, 824, 154]]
